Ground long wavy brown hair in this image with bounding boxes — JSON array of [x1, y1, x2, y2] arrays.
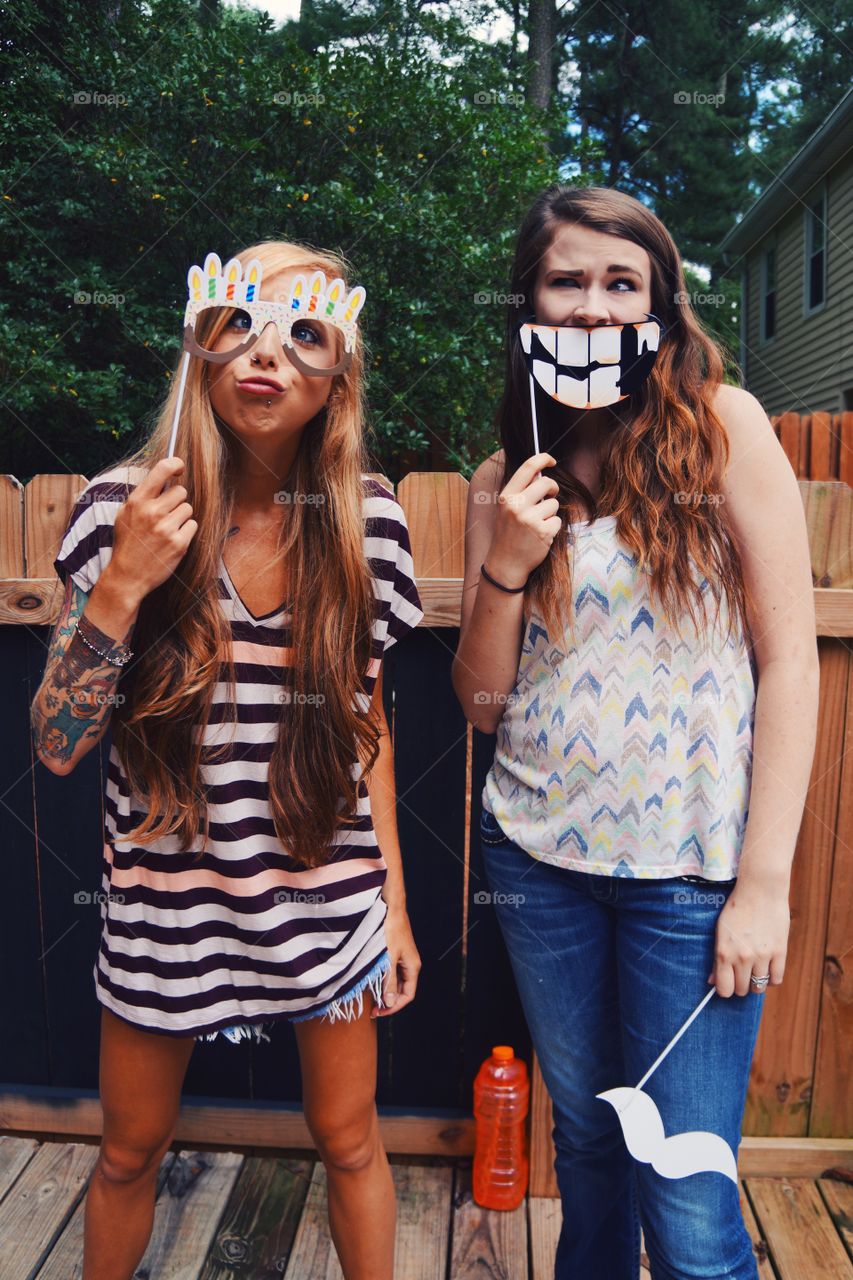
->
[[104, 240, 382, 868], [498, 184, 757, 652]]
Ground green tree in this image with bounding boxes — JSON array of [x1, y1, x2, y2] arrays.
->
[[0, 0, 560, 480]]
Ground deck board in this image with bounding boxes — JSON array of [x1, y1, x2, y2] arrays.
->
[[196, 1154, 312, 1278], [136, 1150, 244, 1279], [449, 1163, 527, 1277], [284, 1161, 453, 1279], [816, 1175, 853, 1262], [0, 1140, 97, 1280], [746, 1175, 853, 1278], [0, 1137, 849, 1277], [36, 1151, 177, 1280]]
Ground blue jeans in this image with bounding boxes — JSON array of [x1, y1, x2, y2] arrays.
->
[[479, 809, 765, 1280]]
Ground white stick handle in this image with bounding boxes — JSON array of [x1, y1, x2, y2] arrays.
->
[[528, 372, 540, 456], [166, 351, 191, 460], [634, 988, 716, 1092]]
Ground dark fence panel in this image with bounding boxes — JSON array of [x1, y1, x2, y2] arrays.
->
[[2, 624, 528, 1113]]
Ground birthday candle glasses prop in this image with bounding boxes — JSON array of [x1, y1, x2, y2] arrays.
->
[[167, 252, 367, 458]]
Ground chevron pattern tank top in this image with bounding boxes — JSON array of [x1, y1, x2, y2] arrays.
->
[[481, 513, 758, 880]]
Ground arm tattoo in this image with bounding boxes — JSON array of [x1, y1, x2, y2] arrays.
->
[[31, 580, 129, 767]]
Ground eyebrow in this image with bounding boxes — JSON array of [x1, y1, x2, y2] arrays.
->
[[548, 265, 644, 278]]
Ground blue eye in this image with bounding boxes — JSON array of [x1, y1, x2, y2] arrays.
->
[[611, 277, 636, 291], [292, 321, 318, 344], [226, 309, 252, 331], [292, 320, 331, 348]]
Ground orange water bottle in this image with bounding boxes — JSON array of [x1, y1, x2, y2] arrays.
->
[[472, 1044, 530, 1209]]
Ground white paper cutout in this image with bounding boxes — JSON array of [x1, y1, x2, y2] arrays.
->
[[595, 988, 739, 1184], [519, 315, 664, 456]]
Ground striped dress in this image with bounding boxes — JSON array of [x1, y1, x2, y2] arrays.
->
[[482, 513, 758, 880], [53, 465, 424, 1043]]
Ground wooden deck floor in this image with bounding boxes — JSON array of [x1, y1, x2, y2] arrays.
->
[[1, 1137, 852, 1278]]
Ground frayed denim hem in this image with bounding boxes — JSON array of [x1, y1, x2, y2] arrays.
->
[[291, 950, 391, 1024], [194, 950, 391, 1044], [196, 1020, 272, 1046]]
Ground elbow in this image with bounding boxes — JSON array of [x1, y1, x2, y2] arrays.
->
[[472, 715, 499, 736], [34, 746, 75, 777], [30, 709, 75, 776], [451, 660, 498, 735]]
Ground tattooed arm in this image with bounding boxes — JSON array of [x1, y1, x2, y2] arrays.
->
[[31, 567, 142, 776]]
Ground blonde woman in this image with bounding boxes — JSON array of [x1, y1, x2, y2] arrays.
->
[[454, 186, 818, 1279], [31, 241, 424, 1280]]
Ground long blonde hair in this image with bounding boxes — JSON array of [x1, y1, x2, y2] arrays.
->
[[107, 240, 381, 868]]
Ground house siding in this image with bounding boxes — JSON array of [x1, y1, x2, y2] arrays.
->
[[740, 149, 853, 416]]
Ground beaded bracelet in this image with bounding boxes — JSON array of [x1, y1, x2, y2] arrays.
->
[[74, 615, 134, 667], [480, 562, 527, 594]]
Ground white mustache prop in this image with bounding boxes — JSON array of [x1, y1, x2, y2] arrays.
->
[[596, 988, 739, 1184]]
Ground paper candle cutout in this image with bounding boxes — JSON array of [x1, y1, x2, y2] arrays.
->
[[596, 988, 739, 1184], [166, 253, 367, 459]]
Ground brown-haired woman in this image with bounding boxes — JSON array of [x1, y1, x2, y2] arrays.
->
[[31, 240, 424, 1280], [453, 185, 818, 1279]]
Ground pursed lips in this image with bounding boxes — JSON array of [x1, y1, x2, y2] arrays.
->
[[237, 377, 285, 395]]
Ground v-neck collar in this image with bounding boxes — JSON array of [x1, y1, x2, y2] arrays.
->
[[219, 556, 289, 625]]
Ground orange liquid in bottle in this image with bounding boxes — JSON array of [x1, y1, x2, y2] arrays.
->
[[472, 1045, 530, 1210]]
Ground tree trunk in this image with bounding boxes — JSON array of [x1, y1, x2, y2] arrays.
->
[[527, 0, 557, 109]]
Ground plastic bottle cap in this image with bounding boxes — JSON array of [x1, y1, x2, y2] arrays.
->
[[492, 1045, 514, 1060]]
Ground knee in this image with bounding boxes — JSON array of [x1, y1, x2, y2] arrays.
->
[[309, 1110, 381, 1173], [551, 1099, 626, 1159], [98, 1133, 172, 1185], [641, 1178, 753, 1278]]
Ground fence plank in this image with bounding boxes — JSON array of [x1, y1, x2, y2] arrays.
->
[[745, 639, 848, 1136], [28, 630, 108, 1090], [799, 481, 853, 589], [0, 628, 51, 1088], [0, 476, 24, 578], [397, 471, 468, 579], [777, 412, 804, 477], [810, 648, 853, 1136], [384, 473, 470, 1107], [24, 474, 88, 579], [810, 413, 833, 481], [839, 414, 853, 488]]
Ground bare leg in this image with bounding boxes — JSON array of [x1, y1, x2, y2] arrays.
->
[[82, 1007, 195, 1280], [294, 992, 395, 1279]]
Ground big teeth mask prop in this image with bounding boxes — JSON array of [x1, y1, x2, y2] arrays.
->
[[517, 313, 666, 452]]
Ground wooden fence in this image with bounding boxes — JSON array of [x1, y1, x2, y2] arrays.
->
[[413, 411, 853, 483], [1, 460, 851, 1190], [767, 412, 853, 484]]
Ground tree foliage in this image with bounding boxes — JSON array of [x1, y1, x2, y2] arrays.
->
[[0, 0, 845, 478]]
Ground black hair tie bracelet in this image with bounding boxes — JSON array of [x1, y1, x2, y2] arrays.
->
[[480, 562, 527, 593]]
